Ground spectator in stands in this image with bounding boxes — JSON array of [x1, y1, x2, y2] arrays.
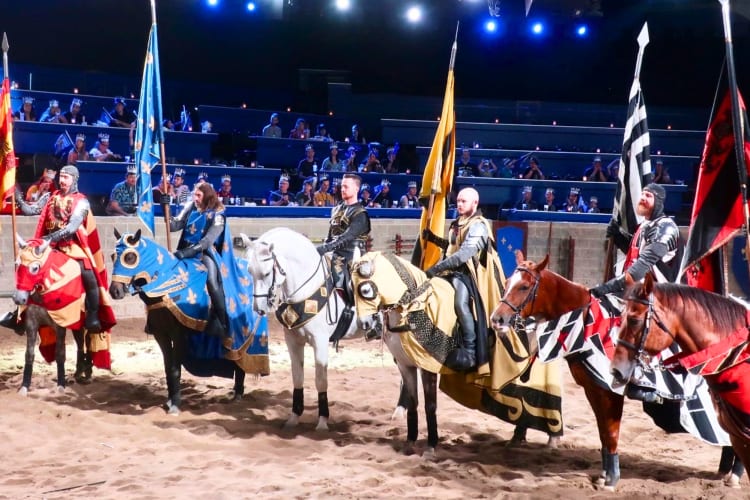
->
[[109, 97, 136, 128], [172, 168, 190, 205], [399, 181, 419, 208], [383, 146, 400, 174], [497, 158, 516, 178], [478, 158, 498, 177], [583, 156, 608, 182], [515, 186, 538, 210], [39, 99, 67, 124], [606, 160, 620, 182], [13, 96, 37, 121], [152, 173, 175, 204], [522, 156, 545, 180], [321, 143, 343, 172], [67, 133, 90, 165], [331, 177, 343, 204], [296, 177, 316, 207], [194, 172, 212, 191], [89, 134, 123, 162], [359, 183, 374, 207], [268, 175, 292, 206], [342, 146, 358, 172], [105, 164, 138, 215], [456, 148, 479, 177], [653, 159, 673, 184], [162, 119, 175, 131], [262, 112, 282, 138], [542, 188, 558, 212], [296, 144, 318, 189], [62, 98, 84, 124], [289, 117, 307, 139], [314, 175, 335, 207], [313, 123, 333, 142], [359, 149, 383, 173], [217, 174, 233, 201], [25, 169, 57, 205], [587, 196, 600, 213], [200, 120, 213, 133], [372, 179, 394, 208], [561, 187, 587, 213], [350, 124, 366, 144]]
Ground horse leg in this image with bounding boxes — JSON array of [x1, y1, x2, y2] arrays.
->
[[232, 368, 245, 401], [421, 370, 439, 459], [719, 445, 744, 488], [73, 329, 92, 384], [727, 436, 750, 489], [19, 319, 37, 396], [284, 330, 306, 429], [309, 334, 330, 431], [569, 361, 623, 491], [53, 326, 67, 391], [394, 361, 420, 455], [154, 330, 181, 415], [392, 379, 410, 420]]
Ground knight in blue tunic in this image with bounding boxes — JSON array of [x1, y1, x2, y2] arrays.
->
[[170, 182, 234, 339]]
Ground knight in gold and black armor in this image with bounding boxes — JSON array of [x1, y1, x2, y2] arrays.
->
[[317, 173, 371, 340], [423, 187, 503, 372]]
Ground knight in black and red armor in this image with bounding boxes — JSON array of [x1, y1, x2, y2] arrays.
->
[[5, 165, 116, 334]]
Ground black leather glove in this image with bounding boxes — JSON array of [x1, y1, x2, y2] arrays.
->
[[316, 244, 329, 256], [605, 219, 620, 238], [425, 267, 436, 279], [174, 245, 201, 260], [589, 276, 625, 298]]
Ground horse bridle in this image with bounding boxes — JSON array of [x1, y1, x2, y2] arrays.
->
[[499, 266, 541, 316], [617, 292, 676, 367], [252, 242, 325, 308]]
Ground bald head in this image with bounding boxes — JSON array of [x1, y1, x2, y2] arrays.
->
[[456, 187, 479, 217]]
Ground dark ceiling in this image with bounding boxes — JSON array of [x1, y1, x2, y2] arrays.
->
[[4, 0, 750, 107]]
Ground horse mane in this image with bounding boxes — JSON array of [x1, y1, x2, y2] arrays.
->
[[538, 268, 588, 293], [647, 282, 748, 332]]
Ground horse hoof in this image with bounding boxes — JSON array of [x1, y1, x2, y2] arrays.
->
[[167, 405, 180, 416], [56, 385, 66, 393], [391, 406, 407, 420], [230, 391, 244, 402], [422, 447, 437, 461], [725, 473, 741, 489], [284, 414, 300, 429], [593, 475, 606, 487], [17, 386, 28, 397], [402, 441, 416, 456], [505, 436, 526, 448], [546, 436, 561, 449], [315, 418, 329, 432]]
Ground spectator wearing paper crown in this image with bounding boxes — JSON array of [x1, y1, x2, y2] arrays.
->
[[399, 181, 419, 208], [313, 175, 335, 207], [587, 196, 600, 213], [105, 164, 138, 216], [541, 188, 558, 212], [67, 133, 90, 165], [89, 133, 122, 162], [296, 177, 316, 207], [359, 183, 375, 207], [514, 185, 538, 211], [152, 173, 175, 205], [13, 96, 36, 122], [172, 168, 190, 205], [268, 175, 292, 206], [63, 98, 85, 124], [217, 174, 233, 200], [194, 172, 212, 191], [109, 96, 135, 128], [561, 187, 587, 213], [359, 148, 383, 174], [321, 143, 343, 172], [372, 179, 394, 208], [40, 99, 67, 124], [25, 169, 57, 205]]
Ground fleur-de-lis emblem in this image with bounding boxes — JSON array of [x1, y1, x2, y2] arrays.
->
[[189, 224, 197, 235], [221, 262, 229, 278], [187, 288, 198, 304], [260, 332, 268, 347], [228, 297, 237, 314], [156, 250, 164, 265], [239, 293, 250, 306], [240, 276, 250, 288], [140, 200, 152, 213], [177, 267, 189, 283]]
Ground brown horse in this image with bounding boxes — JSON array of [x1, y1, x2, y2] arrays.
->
[[612, 274, 750, 486], [490, 251, 626, 490]]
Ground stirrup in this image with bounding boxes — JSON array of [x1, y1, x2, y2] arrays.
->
[[85, 314, 102, 334]]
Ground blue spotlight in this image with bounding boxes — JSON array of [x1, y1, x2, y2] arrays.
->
[[207, 0, 219, 6], [246, 2, 256, 11], [576, 24, 588, 37], [406, 6, 422, 24], [335, 0, 351, 11], [485, 20, 497, 33], [531, 22, 544, 35]]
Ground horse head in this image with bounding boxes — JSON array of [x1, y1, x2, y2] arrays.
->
[[611, 273, 663, 387], [243, 231, 288, 315], [109, 228, 176, 299], [14, 234, 55, 305], [351, 252, 415, 331], [491, 250, 549, 331]]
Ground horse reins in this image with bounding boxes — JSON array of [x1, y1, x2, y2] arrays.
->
[[500, 267, 541, 317], [252, 242, 327, 307], [617, 292, 677, 365]]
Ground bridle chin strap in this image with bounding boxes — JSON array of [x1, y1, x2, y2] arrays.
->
[[617, 292, 677, 367]]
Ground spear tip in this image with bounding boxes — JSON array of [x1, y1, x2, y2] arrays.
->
[[2, 33, 8, 52], [637, 22, 649, 48]]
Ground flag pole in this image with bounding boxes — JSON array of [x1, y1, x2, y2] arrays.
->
[[604, 22, 649, 282], [718, 0, 750, 274], [420, 21, 458, 268], [149, 0, 171, 252], [2, 33, 17, 262]]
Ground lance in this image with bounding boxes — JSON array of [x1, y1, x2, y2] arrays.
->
[[718, 0, 750, 280], [3, 33, 18, 262]]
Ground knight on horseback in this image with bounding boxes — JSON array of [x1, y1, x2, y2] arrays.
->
[[422, 187, 503, 372], [170, 182, 231, 340], [2, 165, 106, 334], [316, 173, 372, 342]]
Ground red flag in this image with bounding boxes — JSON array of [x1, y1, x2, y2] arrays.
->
[[0, 77, 16, 209], [680, 91, 750, 292]]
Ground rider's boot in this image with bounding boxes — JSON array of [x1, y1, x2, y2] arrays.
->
[[0, 309, 24, 334], [206, 284, 230, 340], [625, 384, 662, 404], [81, 267, 102, 333], [444, 277, 476, 371]]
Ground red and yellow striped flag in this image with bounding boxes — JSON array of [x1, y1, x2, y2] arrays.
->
[[0, 77, 16, 209]]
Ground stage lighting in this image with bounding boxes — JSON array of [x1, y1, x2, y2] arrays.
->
[[406, 6, 422, 23], [335, 0, 351, 11], [531, 22, 544, 35], [247, 2, 256, 11], [485, 20, 497, 33], [207, 0, 219, 6], [575, 24, 587, 36]]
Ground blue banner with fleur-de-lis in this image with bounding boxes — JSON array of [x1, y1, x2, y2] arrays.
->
[[134, 23, 164, 236]]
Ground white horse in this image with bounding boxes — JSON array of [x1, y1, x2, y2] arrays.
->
[[241, 227, 368, 431]]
